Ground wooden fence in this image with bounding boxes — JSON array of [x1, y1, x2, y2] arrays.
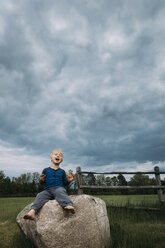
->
[[76, 166, 165, 203]]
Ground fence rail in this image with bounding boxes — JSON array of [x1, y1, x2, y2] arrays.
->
[[80, 185, 165, 189], [79, 171, 165, 175], [76, 166, 165, 203]]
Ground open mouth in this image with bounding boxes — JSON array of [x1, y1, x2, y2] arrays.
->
[[56, 158, 60, 161]]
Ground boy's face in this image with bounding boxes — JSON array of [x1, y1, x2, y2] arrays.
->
[[50, 150, 63, 165]]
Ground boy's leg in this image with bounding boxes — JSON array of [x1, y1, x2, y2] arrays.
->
[[23, 190, 53, 219], [31, 190, 53, 213], [50, 187, 73, 208]]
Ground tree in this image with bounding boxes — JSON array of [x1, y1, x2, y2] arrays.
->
[[0, 170, 5, 180], [20, 173, 32, 184], [96, 174, 106, 186], [129, 174, 150, 186], [117, 173, 127, 186], [128, 174, 150, 194], [0, 172, 12, 196], [86, 173, 96, 185], [117, 173, 128, 194], [105, 176, 111, 186], [111, 176, 118, 186], [32, 172, 40, 184]]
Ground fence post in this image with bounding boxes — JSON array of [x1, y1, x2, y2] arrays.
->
[[76, 166, 83, 195], [154, 166, 164, 203]]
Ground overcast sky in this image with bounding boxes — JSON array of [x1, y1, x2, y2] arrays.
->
[[0, 0, 165, 178]]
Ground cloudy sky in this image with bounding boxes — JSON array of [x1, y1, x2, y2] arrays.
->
[[0, 0, 165, 178]]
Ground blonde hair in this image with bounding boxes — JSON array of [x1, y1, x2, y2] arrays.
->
[[50, 149, 64, 161]]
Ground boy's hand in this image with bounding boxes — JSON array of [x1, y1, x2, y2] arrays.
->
[[40, 173, 46, 182], [67, 173, 75, 182]]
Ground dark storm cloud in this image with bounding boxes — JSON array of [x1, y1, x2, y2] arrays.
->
[[0, 0, 165, 175]]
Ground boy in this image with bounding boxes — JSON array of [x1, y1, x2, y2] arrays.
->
[[23, 149, 75, 220]]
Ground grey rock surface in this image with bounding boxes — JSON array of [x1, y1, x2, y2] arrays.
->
[[16, 194, 110, 248]]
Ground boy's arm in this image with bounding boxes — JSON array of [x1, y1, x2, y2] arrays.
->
[[40, 173, 46, 183], [40, 168, 48, 184], [63, 170, 74, 186], [68, 173, 75, 182]]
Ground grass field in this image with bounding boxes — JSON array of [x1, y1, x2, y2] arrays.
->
[[0, 197, 35, 248], [96, 194, 165, 206], [0, 195, 165, 248]]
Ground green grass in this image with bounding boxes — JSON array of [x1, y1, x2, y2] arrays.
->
[[95, 194, 165, 206], [0, 195, 165, 248], [0, 197, 35, 248], [107, 206, 165, 248], [95, 195, 165, 248]]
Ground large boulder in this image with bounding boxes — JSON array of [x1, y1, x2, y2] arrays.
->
[[16, 194, 110, 248]]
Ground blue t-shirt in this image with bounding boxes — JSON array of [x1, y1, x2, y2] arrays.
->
[[42, 167, 69, 190]]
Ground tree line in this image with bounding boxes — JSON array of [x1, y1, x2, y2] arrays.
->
[[81, 173, 165, 195], [0, 170, 165, 197], [0, 171, 43, 197]]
